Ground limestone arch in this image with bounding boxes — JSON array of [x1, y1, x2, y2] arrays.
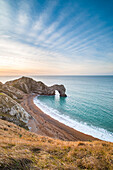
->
[[52, 85, 67, 97]]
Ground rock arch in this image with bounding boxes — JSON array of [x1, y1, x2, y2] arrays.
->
[[49, 85, 67, 97], [5, 77, 67, 97]]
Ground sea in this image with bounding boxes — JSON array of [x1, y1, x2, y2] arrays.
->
[[0, 75, 113, 142]]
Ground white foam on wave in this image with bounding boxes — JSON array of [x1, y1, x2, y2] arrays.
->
[[34, 96, 113, 142]]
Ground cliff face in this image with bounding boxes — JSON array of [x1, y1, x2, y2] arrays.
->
[[1, 84, 24, 100], [0, 76, 67, 129], [0, 93, 30, 129], [5, 76, 67, 97]]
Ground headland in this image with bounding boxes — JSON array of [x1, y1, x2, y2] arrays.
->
[[0, 76, 98, 141]]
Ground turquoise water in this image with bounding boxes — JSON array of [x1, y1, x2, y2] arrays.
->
[[33, 76, 113, 142], [1, 76, 113, 141]]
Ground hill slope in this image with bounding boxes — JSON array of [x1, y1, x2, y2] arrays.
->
[[0, 119, 113, 170]]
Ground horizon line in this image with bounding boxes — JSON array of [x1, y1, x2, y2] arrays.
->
[[0, 74, 113, 77]]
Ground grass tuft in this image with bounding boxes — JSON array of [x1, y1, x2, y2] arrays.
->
[[0, 119, 113, 169]]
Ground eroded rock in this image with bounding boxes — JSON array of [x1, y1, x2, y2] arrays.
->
[[5, 76, 67, 97], [0, 93, 30, 129], [0, 77, 67, 131]]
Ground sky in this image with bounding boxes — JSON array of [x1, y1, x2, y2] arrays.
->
[[0, 0, 113, 76]]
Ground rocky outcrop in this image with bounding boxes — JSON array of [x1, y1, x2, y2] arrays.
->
[[0, 93, 30, 129], [48, 85, 67, 97], [0, 77, 67, 129], [5, 76, 67, 97], [1, 84, 24, 100], [0, 82, 3, 88]]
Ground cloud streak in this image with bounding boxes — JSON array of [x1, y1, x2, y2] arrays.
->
[[0, 0, 113, 75]]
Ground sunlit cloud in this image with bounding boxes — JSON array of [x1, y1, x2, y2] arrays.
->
[[0, 0, 113, 75]]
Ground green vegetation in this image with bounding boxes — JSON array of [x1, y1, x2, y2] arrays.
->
[[0, 92, 5, 95], [0, 119, 113, 170]]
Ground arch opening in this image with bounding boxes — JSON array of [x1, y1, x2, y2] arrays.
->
[[55, 90, 60, 101], [55, 90, 60, 96]]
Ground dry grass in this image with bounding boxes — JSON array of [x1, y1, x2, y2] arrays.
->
[[0, 119, 113, 170]]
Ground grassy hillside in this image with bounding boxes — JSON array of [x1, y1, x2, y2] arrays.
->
[[0, 119, 113, 170]]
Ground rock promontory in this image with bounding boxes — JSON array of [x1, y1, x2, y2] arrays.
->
[[5, 76, 67, 97], [0, 76, 67, 129]]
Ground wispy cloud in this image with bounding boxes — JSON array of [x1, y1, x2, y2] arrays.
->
[[0, 0, 113, 75], [0, 0, 12, 31]]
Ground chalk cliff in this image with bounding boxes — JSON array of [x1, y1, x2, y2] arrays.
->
[[0, 93, 30, 129]]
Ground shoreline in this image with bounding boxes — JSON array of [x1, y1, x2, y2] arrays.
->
[[21, 94, 99, 141]]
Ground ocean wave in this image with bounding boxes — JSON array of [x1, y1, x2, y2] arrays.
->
[[34, 96, 113, 142]]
